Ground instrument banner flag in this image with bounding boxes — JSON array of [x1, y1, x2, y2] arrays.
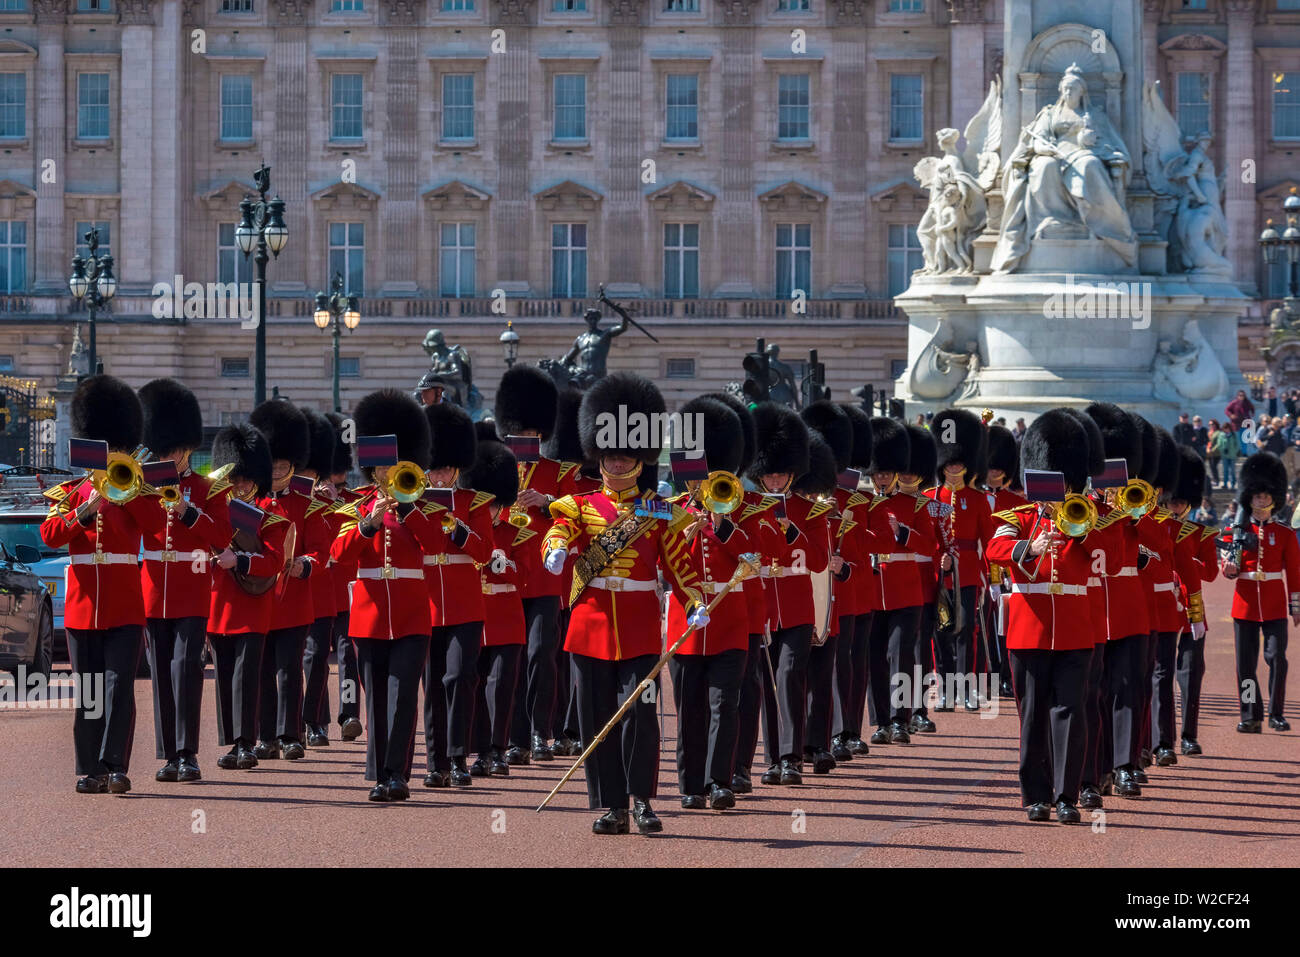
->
[[69, 437, 109, 471], [669, 450, 708, 484], [505, 435, 540, 463], [142, 460, 179, 487], [357, 434, 399, 468], [1022, 469, 1067, 503], [1094, 458, 1129, 490], [229, 499, 265, 540]]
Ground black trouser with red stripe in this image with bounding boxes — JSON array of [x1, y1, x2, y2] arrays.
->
[[832, 612, 869, 740], [869, 606, 920, 729], [572, 652, 659, 810], [671, 648, 745, 795], [915, 603, 936, 717], [301, 614, 336, 733], [510, 595, 560, 748], [1010, 645, 1091, 807], [1175, 630, 1206, 740], [66, 625, 145, 777], [210, 632, 263, 747], [1080, 641, 1106, 788], [1102, 632, 1144, 775], [1234, 618, 1289, 722], [259, 624, 309, 744], [556, 608, 581, 742], [358, 632, 428, 783], [474, 643, 522, 756], [761, 624, 813, 763], [733, 632, 765, 776], [1150, 630, 1180, 751], [839, 612, 872, 739], [423, 620, 483, 768], [145, 616, 207, 761], [804, 634, 838, 753], [1134, 631, 1160, 765]]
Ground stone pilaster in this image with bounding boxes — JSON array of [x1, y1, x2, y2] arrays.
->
[[946, 0, 985, 128], [151, 1, 181, 284], [119, 0, 156, 292], [270, 0, 313, 293], [830, 0, 868, 297], [605, 2, 644, 291], [1142, 0, 1161, 91], [1223, 0, 1257, 289], [492, 0, 535, 288], [33, 0, 66, 294], [716, 0, 758, 297], [380, 0, 422, 294]]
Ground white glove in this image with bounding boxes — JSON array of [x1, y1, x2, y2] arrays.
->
[[1191, 620, 1206, 640], [543, 549, 566, 575], [687, 606, 710, 630]]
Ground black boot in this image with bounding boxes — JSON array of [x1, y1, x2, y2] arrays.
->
[[632, 798, 663, 834], [592, 808, 629, 835]]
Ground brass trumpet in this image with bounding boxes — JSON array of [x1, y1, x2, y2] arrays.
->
[[385, 461, 427, 503], [92, 446, 149, 505], [1117, 478, 1155, 519], [157, 484, 183, 508], [506, 505, 531, 528], [440, 511, 459, 534], [1054, 493, 1098, 538], [699, 470, 743, 516]]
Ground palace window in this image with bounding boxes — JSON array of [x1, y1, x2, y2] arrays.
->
[[0, 221, 26, 294], [218, 223, 254, 286], [331, 74, 364, 140], [220, 75, 253, 141], [439, 223, 476, 298], [887, 224, 922, 297], [775, 223, 811, 299], [888, 0, 923, 9], [663, 223, 699, 300], [553, 0, 586, 9], [328, 222, 365, 296], [442, 0, 473, 8], [777, 74, 811, 140], [0, 74, 24, 140], [777, 0, 810, 9], [75, 221, 111, 261], [331, 0, 364, 10], [221, 358, 250, 378], [551, 223, 587, 298], [221, 0, 254, 11], [1273, 72, 1300, 140], [664, 0, 698, 8], [889, 75, 923, 142], [666, 74, 699, 141], [76, 73, 110, 140], [442, 74, 474, 140], [554, 74, 586, 141], [1175, 73, 1211, 138]]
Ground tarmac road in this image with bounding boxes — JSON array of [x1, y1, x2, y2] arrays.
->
[[2, 575, 1295, 868]]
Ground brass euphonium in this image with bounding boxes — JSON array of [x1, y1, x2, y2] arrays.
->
[[92, 445, 149, 505], [1117, 478, 1155, 518], [1054, 493, 1099, 538], [385, 461, 427, 503], [699, 470, 743, 516]]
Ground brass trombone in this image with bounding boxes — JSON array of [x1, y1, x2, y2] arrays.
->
[[1116, 478, 1155, 519], [1054, 493, 1099, 538], [91, 445, 149, 505], [385, 461, 427, 504], [698, 470, 743, 516]]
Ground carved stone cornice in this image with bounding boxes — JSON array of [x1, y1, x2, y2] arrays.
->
[[182, 0, 203, 26], [831, 0, 867, 24], [946, 0, 983, 24], [491, 0, 536, 25], [33, 0, 67, 25], [272, 0, 314, 26], [718, 0, 759, 25], [1222, 0, 1255, 20], [606, 0, 643, 26], [381, 0, 423, 25], [1143, 0, 1162, 15], [118, 0, 154, 26]]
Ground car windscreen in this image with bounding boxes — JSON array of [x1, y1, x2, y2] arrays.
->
[[0, 521, 61, 558]]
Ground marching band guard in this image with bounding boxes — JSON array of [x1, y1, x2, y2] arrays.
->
[[986, 410, 1109, 824], [421, 402, 494, 788], [665, 396, 753, 809], [1126, 416, 1164, 790], [542, 372, 707, 834], [330, 390, 441, 801], [1221, 452, 1297, 734], [206, 424, 289, 771], [248, 401, 333, 761], [981, 425, 1025, 699], [137, 378, 233, 783], [831, 405, 875, 760], [467, 429, 526, 777], [927, 409, 994, 715], [299, 408, 344, 748], [41, 375, 167, 794], [492, 367, 570, 763]]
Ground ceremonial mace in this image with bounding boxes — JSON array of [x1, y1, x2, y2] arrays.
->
[[536, 551, 762, 812]]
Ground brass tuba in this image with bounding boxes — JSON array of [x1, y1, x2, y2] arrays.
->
[[92, 445, 149, 505], [699, 470, 743, 516], [385, 461, 427, 503], [1054, 494, 1098, 538], [1117, 478, 1155, 519]]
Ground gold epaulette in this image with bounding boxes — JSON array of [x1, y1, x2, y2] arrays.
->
[[262, 512, 288, 527], [548, 494, 579, 520], [469, 490, 495, 512], [845, 491, 870, 509], [43, 480, 75, 504], [808, 500, 834, 520], [869, 495, 888, 510], [208, 478, 231, 500], [738, 495, 779, 523], [1201, 526, 1219, 541], [557, 461, 581, 483], [915, 496, 930, 513], [992, 503, 1036, 526], [512, 526, 538, 548], [666, 502, 694, 535], [1093, 508, 1125, 532], [1151, 507, 1173, 522], [1177, 520, 1199, 543], [666, 491, 690, 506], [338, 520, 359, 535], [331, 499, 365, 521], [305, 498, 329, 518]]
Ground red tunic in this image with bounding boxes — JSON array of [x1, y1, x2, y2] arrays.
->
[[1091, 502, 1150, 641], [207, 508, 291, 636], [556, 470, 603, 611], [139, 471, 233, 620], [261, 487, 333, 631], [482, 520, 527, 647], [865, 491, 938, 612], [762, 494, 832, 631], [514, 456, 582, 600], [731, 490, 779, 634], [1226, 517, 1300, 622], [925, 483, 996, 589], [424, 487, 495, 627], [330, 486, 365, 616], [832, 487, 873, 618], [665, 497, 756, 655]]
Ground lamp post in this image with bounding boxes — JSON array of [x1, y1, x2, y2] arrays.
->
[[236, 164, 289, 406], [68, 226, 116, 376], [313, 270, 361, 413], [499, 320, 519, 369], [1260, 186, 1300, 321]]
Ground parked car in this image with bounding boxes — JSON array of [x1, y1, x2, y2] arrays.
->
[[0, 507, 65, 676]]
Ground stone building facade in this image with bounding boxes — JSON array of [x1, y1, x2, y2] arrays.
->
[[0, 0, 1295, 429]]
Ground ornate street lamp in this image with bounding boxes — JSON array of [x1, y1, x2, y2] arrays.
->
[[237, 164, 289, 405], [1260, 186, 1300, 323], [68, 226, 116, 376], [313, 270, 361, 413], [499, 320, 519, 369]]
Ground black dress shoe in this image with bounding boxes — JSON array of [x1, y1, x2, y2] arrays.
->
[[1133, 767, 1149, 784], [936, 695, 954, 712], [1056, 801, 1081, 824], [731, 771, 753, 794], [760, 764, 782, 785], [107, 773, 132, 794], [887, 723, 911, 744], [1099, 772, 1114, 796], [487, 751, 510, 776], [253, 740, 280, 760], [1113, 769, 1142, 798], [282, 740, 306, 761], [910, 714, 937, 734], [306, 725, 330, 748], [368, 782, 391, 802], [1269, 717, 1291, 732], [779, 758, 803, 786], [236, 744, 259, 770], [156, 761, 179, 783], [1026, 803, 1052, 822], [177, 755, 202, 782], [1079, 785, 1103, 810], [830, 736, 853, 761], [76, 774, 108, 794], [1237, 719, 1262, 734], [553, 736, 577, 757], [449, 760, 473, 787], [680, 794, 707, 810], [1180, 738, 1202, 755], [964, 695, 980, 713], [504, 745, 531, 766], [592, 808, 630, 835], [423, 769, 450, 788], [869, 727, 890, 745], [1153, 747, 1177, 767], [386, 777, 410, 801], [848, 736, 870, 756], [999, 679, 1014, 698], [811, 749, 836, 774], [217, 748, 240, 771], [470, 757, 490, 777], [632, 799, 663, 834], [340, 717, 363, 741], [1140, 748, 1153, 768], [708, 783, 736, 810], [530, 733, 554, 762]]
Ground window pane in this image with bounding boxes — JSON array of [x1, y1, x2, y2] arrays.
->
[[683, 223, 699, 246], [330, 222, 346, 245], [664, 0, 699, 9], [666, 74, 698, 140], [888, 0, 923, 10], [664, 249, 680, 298], [1275, 72, 1300, 140], [75, 221, 111, 260], [0, 73, 25, 139], [441, 0, 473, 8], [553, 0, 586, 8], [777, 74, 810, 140], [1176, 73, 1210, 139], [682, 250, 699, 298], [889, 74, 923, 141], [77, 73, 110, 139], [331, 73, 363, 139], [554, 74, 586, 140], [570, 249, 586, 298], [442, 74, 474, 140], [776, 249, 791, 298], [551, 249, 568, 297], [220, 74, 253, 141], [572, 224, 586, 246]]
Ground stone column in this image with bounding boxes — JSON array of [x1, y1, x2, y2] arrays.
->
[[1142, 0, 1161, 90], [1223, 0, 1257, 289], [380, 0, 422, 295], [33, 0, 66, 295], [118, 0, 155, 293], [715, 0, 758, 298], [829, 0, 868, 297], [491, 0, 535, 291], [604, 2, 644, 295], [151, 0, 182, 284], [946, 0, 985, 128], [270, 0, 312, 293]]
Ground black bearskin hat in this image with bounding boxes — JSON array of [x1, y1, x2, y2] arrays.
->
[[868, 417, 910, 474], [578, 372, 666, 464], [1152, 427, 1181, 495], [325, 412, 352, 477], [249, 400, 310, 469], [746, 402, 809, 481], [494, 365, 558, 441], [543, 388, 586, 464], [301, 408, 337, 477], [793, 433, 838, 496], [138, 378, 202, 456], [1084, 402, 1143, 477], [212, 424, 272, 498], [1172, 446, 1206, 506], [354, 389, 433, 477], [904, 424, 937, 485], [986, 425, 1019, 479], [459, 439, 519, 509], [931, 408, 987, 481], [801, 401, 853, 473], [425, 401, 478, 471], [474, 420, 501, 444], [1022, 409, 1091, 494], [680, 396, 744, 476], [840, 404, 874, 471], [1240, 452, 1287, 511], [1132, 414, 1159, 486], [71, 374, 142, 453], [1060, 407, 1105, 478], [703, 392, 757, 475], [638, 463, 661, 496]]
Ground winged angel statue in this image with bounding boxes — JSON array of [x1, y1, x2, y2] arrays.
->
[[1142, 80, 1230, 276], [912, 79, 1002, 276]]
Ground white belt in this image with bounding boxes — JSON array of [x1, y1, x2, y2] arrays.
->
[[482, 583, 517, 595], [700, 580, 743, 595], [141, 550, 185, 563], [586, 576, 657, 592], [70, 552, 138, 566], [1114, 567, 1139, 577], [357, 567, 424, 580], [1008, 582, 1087, 597], [875, 553, 933, 563], [1152, 582, 1177, 593], [761, 565, 809, 578], [423, 554, 477, 566], [1245, 571, 1284, 582], [1087, 577, 1102, 588]]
